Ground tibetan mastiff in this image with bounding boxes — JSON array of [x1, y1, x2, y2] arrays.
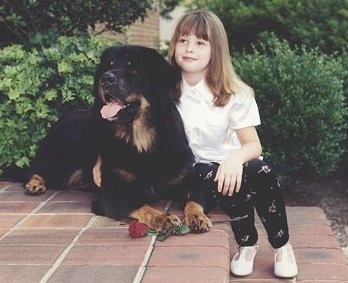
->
[[24, 45, 212, 232]]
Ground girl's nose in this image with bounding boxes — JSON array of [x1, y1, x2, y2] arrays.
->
[[186, 41, 194, 53]]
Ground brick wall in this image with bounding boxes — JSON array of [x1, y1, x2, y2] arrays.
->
[[97, 1, 160, 49], [128, 3, 160, 49]]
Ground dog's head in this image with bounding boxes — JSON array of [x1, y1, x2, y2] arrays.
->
[[93, 45, 181, 153], [94, 45, 180, 123]]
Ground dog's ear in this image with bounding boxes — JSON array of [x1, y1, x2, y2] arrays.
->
[[139, 47, 182, 116], [141, 48, 181, 92]]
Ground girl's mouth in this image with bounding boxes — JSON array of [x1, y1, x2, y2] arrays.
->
[[182, 56, 196, 61]]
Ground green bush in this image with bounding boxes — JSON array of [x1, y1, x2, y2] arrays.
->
[[0, 35, 114, 170], [234, 35, 347, 178], [189, 0, 348, 54]]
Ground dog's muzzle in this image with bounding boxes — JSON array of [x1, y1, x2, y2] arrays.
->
[[100, 71, 123, 100]]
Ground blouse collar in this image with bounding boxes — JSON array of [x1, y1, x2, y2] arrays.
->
[[182, 77, 213, 103]]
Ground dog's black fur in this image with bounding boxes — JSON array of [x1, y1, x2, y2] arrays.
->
[[90, 45, 194, 220], [25, 109, 101, 192], [3, 46, 213, 232], [15, 45, 213, 232]]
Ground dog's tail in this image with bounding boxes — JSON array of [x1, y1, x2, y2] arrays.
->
[[0, 165, 29, 183]]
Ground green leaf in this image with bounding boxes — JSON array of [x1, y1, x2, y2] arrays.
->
[[154, 224, 191, 241], [146, 230, 158, 236], [58, 61, 73, 74], [175, 224, 190, 235], [156, 234, 170, 241]]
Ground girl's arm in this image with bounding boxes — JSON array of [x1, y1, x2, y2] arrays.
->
[[214, 126, 262, 196]]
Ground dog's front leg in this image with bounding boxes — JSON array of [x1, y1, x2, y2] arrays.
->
[[25, 174, 47, 195], [183, 200, 212, 233], [130, 204, 181, 232]]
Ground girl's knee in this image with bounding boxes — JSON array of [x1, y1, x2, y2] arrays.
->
[[193, 162, 219, 181], [244, 159, 281, 191], [245, 158, 270, 173]]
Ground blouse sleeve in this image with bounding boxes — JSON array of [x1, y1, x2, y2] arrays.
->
[[229, 92, 261, 129]]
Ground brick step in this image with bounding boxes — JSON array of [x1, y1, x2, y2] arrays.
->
[[1, 182, 348, 282]]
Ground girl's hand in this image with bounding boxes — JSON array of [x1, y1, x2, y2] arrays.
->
[[214, 153, 243, 196], [93, 155, 102, 188], [214, 126, 262, 196]]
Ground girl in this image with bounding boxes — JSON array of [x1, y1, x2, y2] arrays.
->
[[168, 10, 298, 278]]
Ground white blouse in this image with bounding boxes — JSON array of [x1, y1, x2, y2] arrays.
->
[[176, 78, 261, 163]]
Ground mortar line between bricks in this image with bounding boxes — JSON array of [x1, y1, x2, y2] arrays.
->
[[40, 215, 97, 283], [0, 184, 11, 192], [133, 235, 157, 283], [0, 191, 60, 242]]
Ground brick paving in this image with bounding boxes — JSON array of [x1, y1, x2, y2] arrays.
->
[[1, 181, 347, 283]]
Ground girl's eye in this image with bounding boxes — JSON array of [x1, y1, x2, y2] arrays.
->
[[197, 39, 209, 46], [178, 38, 188, 44]]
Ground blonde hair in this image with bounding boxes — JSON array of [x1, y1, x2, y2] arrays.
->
[[168, 10, 253, 106]]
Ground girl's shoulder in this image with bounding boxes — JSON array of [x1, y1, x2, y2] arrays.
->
[[232, 80, 254, 101]]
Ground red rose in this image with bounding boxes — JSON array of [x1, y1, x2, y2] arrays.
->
[[128, 220, 149, 238]]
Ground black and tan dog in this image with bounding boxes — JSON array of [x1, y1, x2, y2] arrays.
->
[[24, 45, 212, 232]]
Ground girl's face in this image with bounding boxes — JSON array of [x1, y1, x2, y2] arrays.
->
[[174, 33, 211, 82]]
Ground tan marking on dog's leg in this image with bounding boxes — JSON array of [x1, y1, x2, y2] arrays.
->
[[184, 201, 212, 233], [130, 204, 181, 232], [25, 174, 47, 195], [67, 169, 90, 191], [113, 168, 136, 182]]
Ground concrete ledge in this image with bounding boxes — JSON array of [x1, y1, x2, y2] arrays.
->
[[1, 182, 348, 282]]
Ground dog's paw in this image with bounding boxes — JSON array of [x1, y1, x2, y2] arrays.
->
[[184, 201, 212, 233], [153, 213, 182, 233], [25, 174, 47, 195], [130, 205, 182, 233]]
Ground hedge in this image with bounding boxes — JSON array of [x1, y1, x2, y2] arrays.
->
[[0, 35, 114, 171], [234, 35, 347, 178]]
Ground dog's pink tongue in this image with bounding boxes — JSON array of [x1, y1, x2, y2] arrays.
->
[[100, 103, 124, 119]]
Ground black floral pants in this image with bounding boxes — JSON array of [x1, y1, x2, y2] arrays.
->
[[190, 158, 289, 249]]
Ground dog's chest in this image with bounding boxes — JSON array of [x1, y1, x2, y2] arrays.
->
[[102, 140, 159, 179]]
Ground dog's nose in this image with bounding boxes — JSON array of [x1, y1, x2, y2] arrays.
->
[[101, 72, 119, 87]]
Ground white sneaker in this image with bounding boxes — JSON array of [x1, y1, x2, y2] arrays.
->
[[274, 242, 298, 278], [230, 245, 258, 276]]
